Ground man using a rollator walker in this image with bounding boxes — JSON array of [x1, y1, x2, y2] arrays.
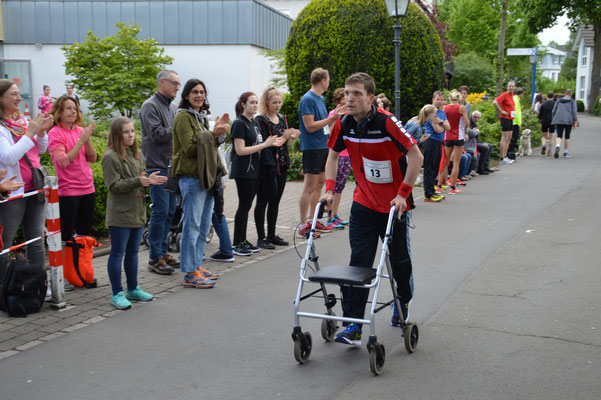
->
[[321, 72, 423, 344]]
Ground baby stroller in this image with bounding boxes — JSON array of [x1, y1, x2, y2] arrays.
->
[[142, 195, 213, 252], [291, 201, 419, 375]]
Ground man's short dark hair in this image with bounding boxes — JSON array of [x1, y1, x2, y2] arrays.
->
[[310, 68, 329, 85], [547, 90, 554, 99], [433, 90, 445, 99], [459, 85, 470, 94], [345, 72, 375, 95], [515, 88, 524, 95]]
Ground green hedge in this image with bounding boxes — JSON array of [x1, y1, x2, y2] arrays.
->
[[593, 96, 601, 116], [576, 100, 585, 112], [284, 0, 444, 122], [450, 52, 496, 93]]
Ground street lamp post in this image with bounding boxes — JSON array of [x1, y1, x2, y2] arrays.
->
[[384, 0, 410, 120], [529, 47, 538, 104]]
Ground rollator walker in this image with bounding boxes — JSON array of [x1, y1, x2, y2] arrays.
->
[[292, 201, 419, 375]]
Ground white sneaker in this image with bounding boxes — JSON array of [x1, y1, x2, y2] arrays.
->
[[504, 157, 515, 164]]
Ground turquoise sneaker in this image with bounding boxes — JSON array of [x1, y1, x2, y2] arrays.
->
[[111, 292, 132, 309], [126, 286, 154, 301]]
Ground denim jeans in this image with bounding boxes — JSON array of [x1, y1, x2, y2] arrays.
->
[[179, 176, 214, 273], [0, 196, 46, 271], [147, 169, 177, 260], [212, 189, 232, 256], [107, 226, 144, 295], [459, 153, 472, 178]]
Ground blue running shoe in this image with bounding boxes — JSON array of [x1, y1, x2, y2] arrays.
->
[[111, 292, 132, 310], [334, 323, 362, 345], [334, 214, 348, 225], [391, 301, 410, 326], [126, 286, 153, 301]]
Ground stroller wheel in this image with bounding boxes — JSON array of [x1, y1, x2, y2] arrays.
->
[[293, 331, 312, 364], [205, 226, 213, 243], [142, 228, 149, 247], [167, 231, 178, 252], [404, 323, 419, 353]]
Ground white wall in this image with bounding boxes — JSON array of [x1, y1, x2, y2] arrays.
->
[[2, 43, 277, 119], [2, 44, 85, 115], [575, 40, 593, 108]]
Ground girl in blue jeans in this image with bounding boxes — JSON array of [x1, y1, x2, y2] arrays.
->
[[101, 117, 167, 309]]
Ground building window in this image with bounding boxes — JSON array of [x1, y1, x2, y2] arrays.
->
[[582, 47, 588, 67], [551, 72, 556, 80], [580, 76, 586, 100]]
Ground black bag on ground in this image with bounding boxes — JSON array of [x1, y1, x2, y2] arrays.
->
[[0, 257, 47, 318]]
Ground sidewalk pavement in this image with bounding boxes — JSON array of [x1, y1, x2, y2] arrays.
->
[[0, 179, 359, 357]]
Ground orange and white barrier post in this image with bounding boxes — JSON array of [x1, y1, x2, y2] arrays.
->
[[45, 175, 66, 309]]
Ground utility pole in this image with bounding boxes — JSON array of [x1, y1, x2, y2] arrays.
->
[[496, 0, 508, 95]]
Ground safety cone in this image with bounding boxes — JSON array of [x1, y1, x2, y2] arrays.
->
[[24, 104, 30, 120]]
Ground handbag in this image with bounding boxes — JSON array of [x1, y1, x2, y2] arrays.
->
[[22, 154, 49, 202], [8, 131, 49, 202], [164, 158, 179, 194]]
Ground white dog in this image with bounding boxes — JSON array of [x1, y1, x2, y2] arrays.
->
[[518, 128, 532, 156]]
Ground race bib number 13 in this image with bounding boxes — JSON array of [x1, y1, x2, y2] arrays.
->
[[363, 157, 393, 184]]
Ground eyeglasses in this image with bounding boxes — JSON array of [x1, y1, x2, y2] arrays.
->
[[190, 90, 205, 96], [164, 78, 181, 88]]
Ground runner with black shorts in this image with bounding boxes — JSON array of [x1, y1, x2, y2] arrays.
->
[[320, 72, 423, 344]]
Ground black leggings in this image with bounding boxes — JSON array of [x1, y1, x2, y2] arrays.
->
[[59, 192, 95, 243], [234, 178, 258, 245], [254, 171, 287, 240]]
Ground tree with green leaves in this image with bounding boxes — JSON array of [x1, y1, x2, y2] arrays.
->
[[62, 22, 173, 120], [522, 0, 601, 112], [450, 52, 496, 92], [437, 0, 538, 93], [285, 0, 444, 122]]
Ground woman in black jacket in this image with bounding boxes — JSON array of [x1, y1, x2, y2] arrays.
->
[[538, 91, 556, 156], [230, 91, 284, 255]]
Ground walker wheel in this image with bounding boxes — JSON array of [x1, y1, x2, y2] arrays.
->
[[205, 226, 214, 243], [404, 323, 419, 353], [368, 342, 386, 375], [293, 331, 312, 364], [321, 318, 338, 342]]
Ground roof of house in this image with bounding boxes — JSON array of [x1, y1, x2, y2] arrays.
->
[[572, 25, 595, 51], [1, 0, 293, 50], [540, 46, 567, 56]]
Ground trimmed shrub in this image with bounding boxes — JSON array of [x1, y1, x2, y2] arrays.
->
[[285, 0, 444, 122], [593, 96, 601, 116], [450, 52, 495, 93], [576, 100, 585, 112]]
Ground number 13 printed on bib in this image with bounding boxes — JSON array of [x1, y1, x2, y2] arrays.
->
[[362, 157, 392, 184]]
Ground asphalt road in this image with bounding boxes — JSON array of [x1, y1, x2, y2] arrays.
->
[[1, 115, 600, 400]]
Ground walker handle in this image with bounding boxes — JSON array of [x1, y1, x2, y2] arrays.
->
[[317, 199, 329, 219]]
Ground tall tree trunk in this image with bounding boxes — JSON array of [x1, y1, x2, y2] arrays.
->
[[496, 0, 508, 95], [588, 20, 601, 113]]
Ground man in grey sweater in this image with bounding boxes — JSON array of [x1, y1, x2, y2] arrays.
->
[[551, 89, 578, 158], [140, 70, 180, 274]]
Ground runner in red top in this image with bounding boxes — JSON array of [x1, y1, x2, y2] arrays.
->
[[493, 81, 516, 164], [320, 73, 423, 344], [438, 90, 469, 194]]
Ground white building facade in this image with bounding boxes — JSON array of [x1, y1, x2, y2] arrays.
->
[[537, 46, 566, 82], [0, 0, 292, 117], [572, 26, 595, 109]]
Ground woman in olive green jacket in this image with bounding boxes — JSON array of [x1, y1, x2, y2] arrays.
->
[[101, 117, 166, 309], [172, 79, 229, 288]]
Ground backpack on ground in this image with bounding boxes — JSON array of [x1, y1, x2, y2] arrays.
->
[[0, 256, 47, 317], [64, 236, 98, 288]]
